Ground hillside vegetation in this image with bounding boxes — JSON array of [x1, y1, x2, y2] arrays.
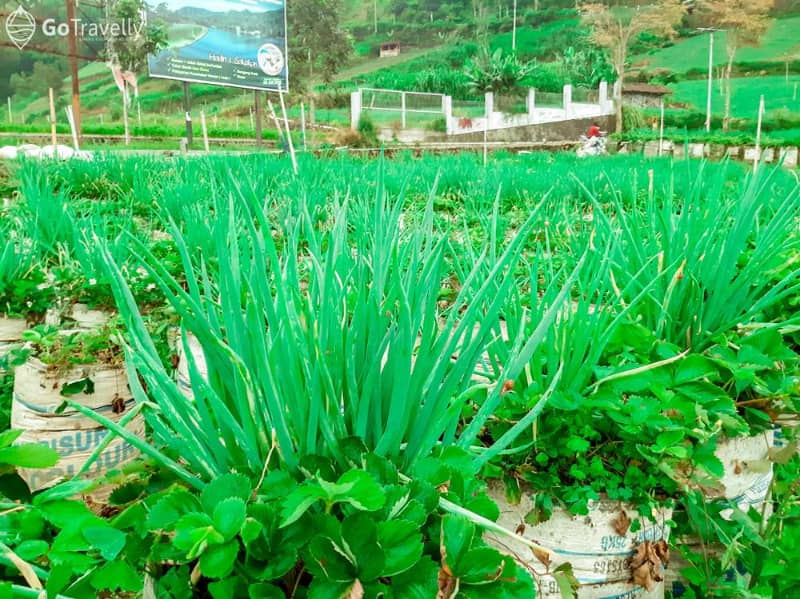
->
[[3, 0, 800, 143]]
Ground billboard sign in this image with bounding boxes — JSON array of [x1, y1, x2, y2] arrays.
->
[[147, 0, 287, 91]]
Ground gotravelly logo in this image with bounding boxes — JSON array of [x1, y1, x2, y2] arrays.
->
[[4, 3, 145, 50], [5, 5, 36, 50]]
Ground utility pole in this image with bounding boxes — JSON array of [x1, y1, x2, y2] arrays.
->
[[512, 0, 517, 51], [697, 28, 720, 133], [66, 0, 81, 141]]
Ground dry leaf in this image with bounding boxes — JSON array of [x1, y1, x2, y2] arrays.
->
[[630, 541, 666, 592], [111, 393, 126, 414], [654, 539, 670, 569], [612, 510, 631, 536], [501, 380, 515, 395], [532, 546, 552, 569], [515, 523, 525, 536], [344, 579, 364, 599], [734, 460, 743, 475], [437, 566, 457, 599], [437, 481, 451, 494]]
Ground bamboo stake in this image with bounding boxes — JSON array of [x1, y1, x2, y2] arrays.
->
[[122, 82, 130, 146], [200, 110, 210, 152], [48, 88, 57, 148], [754, 94, 764, 173], [300, 102, 307, 151], [278, 91, 298, 174], [267, 98, 285, 148], [65, 105, 79, 150]]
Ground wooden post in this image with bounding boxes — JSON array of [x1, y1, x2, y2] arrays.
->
[[754, 94, 764, 173], [66, 0, 81, 142], [279, 91, 298, 175], [48, 88, 57, 148], [300, 102, 307, 151], [122, 82, 130, 146], [200, 110, 209, 152], [310, 96, 316, 149], [183, 82, 193, 145], [483, 92, 490, 167], [65, 105, 79, 150], [658, 99, 665, 157], [705, 31, 713, 132], [254, 91, 262, 147], [267, 98, 284, 147]]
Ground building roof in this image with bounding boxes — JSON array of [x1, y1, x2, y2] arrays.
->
[[622, 83, 672, 96]]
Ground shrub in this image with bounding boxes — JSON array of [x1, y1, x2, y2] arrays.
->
[[622, 105, 647, 131], [357, 114, 378, 142], [426, 117, 448, 133]]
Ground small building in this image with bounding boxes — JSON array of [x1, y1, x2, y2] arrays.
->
[[379, 42, 400, 58], [621, 83, 671, 109]]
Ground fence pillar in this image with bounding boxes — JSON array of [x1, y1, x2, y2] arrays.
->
[[485, 91, 494, 127], [527, 88, 536, 116], [443, 95, 453, 134], [613, 80, 622, 101], [401, 91, 407, 128], [599, 81, 609, 111], [350, 90, 361, 130], [563, 84, 572, 118]]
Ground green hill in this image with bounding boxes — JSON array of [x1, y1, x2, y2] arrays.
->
[[633, 16, 800, 74], [670, 74, 800, 119]]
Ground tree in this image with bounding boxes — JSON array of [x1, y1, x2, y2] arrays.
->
[[288, 0, 352, 92], [10, 61, 64, 99], [104, 0, 168, 73], [464, 47, 532, 95], [581, 1, 686, 132], [696, 0, 775, 130]]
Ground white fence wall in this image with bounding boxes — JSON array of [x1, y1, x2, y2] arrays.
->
[[350, 82, 615, 136]]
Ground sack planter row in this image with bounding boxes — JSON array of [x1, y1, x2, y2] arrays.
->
[[2, 301, 796, 599], [481, 430, 776, 599], [613, 140, 799, 168], [2, 310, 140, 502], [170, 331, 789, 599]]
